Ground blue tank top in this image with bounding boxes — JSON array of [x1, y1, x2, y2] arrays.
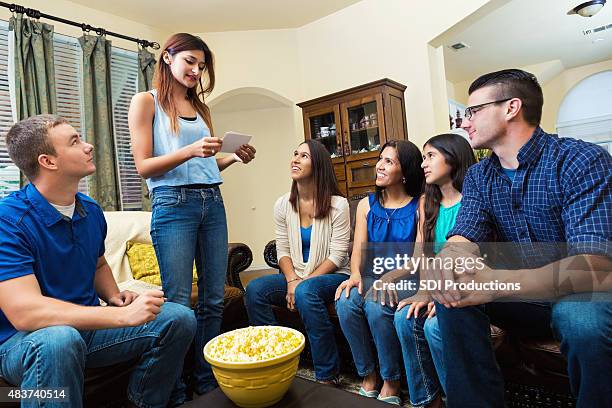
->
[[364, 193, 418, 293], [146, 89, 222, 191], [301, 225, 312, 262], [367, 193, 418, 244]]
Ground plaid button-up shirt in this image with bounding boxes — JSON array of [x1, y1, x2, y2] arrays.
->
[[448, 127, 611, 268]]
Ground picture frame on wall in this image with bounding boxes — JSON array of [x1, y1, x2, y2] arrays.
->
[[448, 99, 466, 130], [448, 99, 489, 161], [448, 99, 469, 139]]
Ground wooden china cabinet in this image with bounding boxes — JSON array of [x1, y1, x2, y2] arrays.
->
[[297, 79, 408, 199]]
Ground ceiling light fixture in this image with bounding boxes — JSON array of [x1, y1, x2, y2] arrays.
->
[[568, 0, 607, 17]]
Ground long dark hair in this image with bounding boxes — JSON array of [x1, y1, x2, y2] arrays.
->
[[289, 139, 343, 218], [375, 140, 424, 204], [422, 134, 476, 253], [154, 33, 215, 135]]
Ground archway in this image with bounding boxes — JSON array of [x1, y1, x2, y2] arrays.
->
[[556, 70, 612, 153], [210, 87, 299, 268], [209, 87, 294, 111]]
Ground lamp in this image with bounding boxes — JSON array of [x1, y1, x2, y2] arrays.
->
[[568, 0, 607, 17]]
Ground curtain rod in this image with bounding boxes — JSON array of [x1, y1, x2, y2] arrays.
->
[[0, 1, 160, 49]]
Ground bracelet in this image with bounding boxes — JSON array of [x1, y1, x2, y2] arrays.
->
[[287, 277, 302, 284]]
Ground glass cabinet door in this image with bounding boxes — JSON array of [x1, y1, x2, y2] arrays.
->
[[341, 94, 385, 155], [304, 106, 343, 158]]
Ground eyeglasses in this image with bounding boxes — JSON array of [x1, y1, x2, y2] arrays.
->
[[464, 98, 513, 120]]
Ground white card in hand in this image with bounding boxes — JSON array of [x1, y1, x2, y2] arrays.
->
[[221, 131, 253, 153]]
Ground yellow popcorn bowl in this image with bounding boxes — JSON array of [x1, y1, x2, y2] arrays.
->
[[204, 326, 306, 408]]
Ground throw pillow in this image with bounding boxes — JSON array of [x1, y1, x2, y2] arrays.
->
[[126, 241, 197, 286]]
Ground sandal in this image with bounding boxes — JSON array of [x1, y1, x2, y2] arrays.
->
[[377, 395, 401, 405], [358, 387, 380, 398], [317, 377, 341, 387]]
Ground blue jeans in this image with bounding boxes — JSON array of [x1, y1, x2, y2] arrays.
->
[[245, 273, 348, 381], [423, 316, 444, 390], [0, 302, 195, 408], [394, 309, 444, 406], [435, 294, 612, 408], [335, 287, 402, 381], [150, 185, 228, 394]]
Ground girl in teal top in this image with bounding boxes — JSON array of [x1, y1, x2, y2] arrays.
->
[[432, 200, 461, 254], [394, 134, 476, 407]]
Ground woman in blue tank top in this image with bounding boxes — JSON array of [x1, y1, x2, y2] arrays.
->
[[334, 140, 424, 405], [393, 134, 476, 408], [128, 33, 256, 398]]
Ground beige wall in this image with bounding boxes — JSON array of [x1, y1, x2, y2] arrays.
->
[[446, 80, 457, 101], [451, 79, 469, 106], [213, 105, 298, 265], [203, 29, 302, 102], [0, 0, 167, 51]]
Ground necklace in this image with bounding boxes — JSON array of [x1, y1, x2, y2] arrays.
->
[[384, 207, 400, 224], [383, 197, 409, 224]]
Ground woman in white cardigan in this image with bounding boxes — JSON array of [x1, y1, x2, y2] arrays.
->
[[245, 139, 350, 384]]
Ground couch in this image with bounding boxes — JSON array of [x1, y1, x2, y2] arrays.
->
[[257, 198, 576, 407], [0, 211, 253, 407]]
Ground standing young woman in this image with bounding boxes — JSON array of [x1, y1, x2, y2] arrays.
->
[[393, 133, 476, 408], [246, 139, 350, 384], [334, 140, 424, 405], [128, 33, 256, 396]]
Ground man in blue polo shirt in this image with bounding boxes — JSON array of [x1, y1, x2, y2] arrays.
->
[[0, 115, 196, 408], [424, 70, 611, 407]]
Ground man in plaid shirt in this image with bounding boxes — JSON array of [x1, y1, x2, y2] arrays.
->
[[427, 69, 611, 407]]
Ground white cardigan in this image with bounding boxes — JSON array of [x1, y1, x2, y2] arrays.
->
[[274, 193, 351, 278]]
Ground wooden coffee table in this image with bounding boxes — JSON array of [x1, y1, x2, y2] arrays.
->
[[184, 377, 394, 407]]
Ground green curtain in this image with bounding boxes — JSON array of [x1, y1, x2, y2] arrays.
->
[[79, 34, 120, 210], [9, 14, 57, 186], [138, 46, 155, 92], [138, 47, 156, 211], [9, 14, 57, 119]]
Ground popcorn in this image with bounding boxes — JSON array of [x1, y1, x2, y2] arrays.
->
[[207, 326, 302, 363]]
